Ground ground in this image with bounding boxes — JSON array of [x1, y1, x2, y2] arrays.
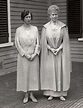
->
[[0, 62, 83, 108]]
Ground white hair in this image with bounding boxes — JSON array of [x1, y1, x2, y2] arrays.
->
[[48, 5, 60, 15]]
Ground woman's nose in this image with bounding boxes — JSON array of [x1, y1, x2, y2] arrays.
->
[[53, 15, 56, 17]]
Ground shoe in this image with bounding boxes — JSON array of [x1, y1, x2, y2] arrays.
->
[[48, 96, 53, 101], [30, 93, 38, 103], [60, 96, 65, 101], [23, 94, 28, 104]]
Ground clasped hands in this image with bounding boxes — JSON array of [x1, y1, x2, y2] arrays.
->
[[24, 53, 36, 61], [51, 48, 60, 55]]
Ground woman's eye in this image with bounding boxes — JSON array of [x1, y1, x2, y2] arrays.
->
[[52, 14, 57, 16], [26, 16, 31, 18]]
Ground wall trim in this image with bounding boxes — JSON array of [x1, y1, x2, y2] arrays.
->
[[7, 0, 12, 43]]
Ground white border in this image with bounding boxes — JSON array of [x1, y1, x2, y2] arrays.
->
[[0, 0, 13, 47]]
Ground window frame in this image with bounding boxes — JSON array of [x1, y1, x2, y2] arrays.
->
[[0, 0, 13, 47]]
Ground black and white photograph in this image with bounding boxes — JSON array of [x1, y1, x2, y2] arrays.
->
[[0, 0, 83, 108]]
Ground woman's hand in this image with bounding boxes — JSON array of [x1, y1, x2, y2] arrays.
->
[[54, 48, 60, 55], [24, 53, 31, 60], [51, 48, 56, 53], [50, 48, 60, 55], [30, 53, 37, 60]]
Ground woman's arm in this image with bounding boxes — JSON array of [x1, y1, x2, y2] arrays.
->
[[57, 27, 64, 51], [58, 43, 63, 51], [15, 28, 25, 57], [47, 44, 51, 50], [53, 28, 64, 55], [30, 28, 40, 60], [34, 28, 40, 55]]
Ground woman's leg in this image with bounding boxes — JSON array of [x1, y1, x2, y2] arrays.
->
[[48, 96, 53, 100], [30, 92, 38, 103], [23, 92, 29, 103], [44, 90, 66, 101], [60, 96, 66, 101]]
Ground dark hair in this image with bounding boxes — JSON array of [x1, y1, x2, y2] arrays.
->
[[21, 10, 33, 20]]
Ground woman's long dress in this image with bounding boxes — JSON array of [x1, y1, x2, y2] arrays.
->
[[15, 25, 40, 92], [40, 21, 72, 97]]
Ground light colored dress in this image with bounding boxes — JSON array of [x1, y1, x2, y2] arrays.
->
[[40, 21, 72, 97], [15, 25, 40, 92]]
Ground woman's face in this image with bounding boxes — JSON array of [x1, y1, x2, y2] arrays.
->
[[24, 13, 31, 25], [50, 11, 58, 22]]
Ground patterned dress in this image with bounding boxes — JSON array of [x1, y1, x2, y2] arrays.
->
[[15, 25, 40, 92], [40, 21, 72, 97]]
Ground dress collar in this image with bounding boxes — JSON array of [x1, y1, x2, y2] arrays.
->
[[50, 21, 59, 30]]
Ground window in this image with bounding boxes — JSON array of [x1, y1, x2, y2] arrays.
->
[[0, 0, 13, 47], [67, 0, 82, 38]]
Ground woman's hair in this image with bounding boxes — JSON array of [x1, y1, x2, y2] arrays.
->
[[21, 10, 33, 20], [48, 5, 60, 15]]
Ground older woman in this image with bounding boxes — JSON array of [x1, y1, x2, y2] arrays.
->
[[40, 5, 72, 101], [15, 10, 40, 103]]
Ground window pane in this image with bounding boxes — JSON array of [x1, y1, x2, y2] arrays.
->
[[67, 0, 82, 38], [0, 0, 8, 43]]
